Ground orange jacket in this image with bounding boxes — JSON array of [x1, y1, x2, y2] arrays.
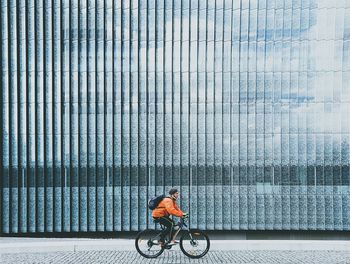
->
[[152, 197, 184, 218]]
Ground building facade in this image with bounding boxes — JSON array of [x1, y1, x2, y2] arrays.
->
[[1, 0, 350, 233]]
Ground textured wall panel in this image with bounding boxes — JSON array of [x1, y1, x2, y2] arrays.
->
[[1, 0, 350, 234]]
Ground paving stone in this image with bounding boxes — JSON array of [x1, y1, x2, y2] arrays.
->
[[2, 250, 350, 264]]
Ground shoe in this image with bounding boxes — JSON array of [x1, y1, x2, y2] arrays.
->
[[167, 240, 179, 246]]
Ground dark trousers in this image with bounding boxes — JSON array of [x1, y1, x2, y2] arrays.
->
[[154, 216, 175, 242]]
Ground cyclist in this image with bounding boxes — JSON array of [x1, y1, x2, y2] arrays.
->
[[152, 188, 188, 246]]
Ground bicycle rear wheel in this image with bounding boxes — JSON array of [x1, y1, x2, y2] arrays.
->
[[135, 229, 165, 258], [179, 229, 210, 259]]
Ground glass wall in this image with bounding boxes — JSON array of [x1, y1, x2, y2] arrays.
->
[[1, 0, 350, 233]]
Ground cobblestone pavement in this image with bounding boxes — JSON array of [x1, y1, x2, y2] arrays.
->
[[1, 249, 350, 264]]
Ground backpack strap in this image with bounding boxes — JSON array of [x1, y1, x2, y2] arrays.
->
[[157, 197, 172, 209]]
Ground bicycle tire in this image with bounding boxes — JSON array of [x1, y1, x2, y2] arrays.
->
[[135, 229, 165, 258], [179, 229, 210, 259]]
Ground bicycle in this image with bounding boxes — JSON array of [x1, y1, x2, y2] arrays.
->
[[135, 214, 210, 259]]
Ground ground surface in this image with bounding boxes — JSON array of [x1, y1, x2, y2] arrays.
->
[[2, 249, 350, 264]]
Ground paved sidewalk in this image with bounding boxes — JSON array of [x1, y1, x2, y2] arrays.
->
[[1, 238, 350, 253], [1, 249, 350, 264], [1, 238, 350, 264]]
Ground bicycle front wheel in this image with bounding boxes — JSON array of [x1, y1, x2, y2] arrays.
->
[[180, 229, 210, 259], [135, 229, 165, 258]]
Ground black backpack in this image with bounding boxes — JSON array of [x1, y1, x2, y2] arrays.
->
[[148, 194, 166, 210]]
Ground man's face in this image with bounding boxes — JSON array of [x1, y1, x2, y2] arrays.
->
[[172, 192, 179, 200]]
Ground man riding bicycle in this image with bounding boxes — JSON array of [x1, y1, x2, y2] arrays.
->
[[152, 188, 188, 246]]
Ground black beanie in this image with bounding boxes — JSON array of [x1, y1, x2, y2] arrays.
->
[[169, 188, 178, 195]]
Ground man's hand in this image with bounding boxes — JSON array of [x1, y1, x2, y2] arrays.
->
[[182, 212, 189, 218]]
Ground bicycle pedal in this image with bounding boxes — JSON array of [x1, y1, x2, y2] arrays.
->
[[164, 245, 172, 249]]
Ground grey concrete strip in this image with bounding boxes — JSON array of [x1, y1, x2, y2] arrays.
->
[[1, 238, 350, 254], [213, 240, 350, 251], [0, 239, 135, 254]]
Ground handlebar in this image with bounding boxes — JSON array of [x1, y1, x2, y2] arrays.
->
[[181, 214, 189, 219], [179, 214, 189, 227], [178, 216, 188, 228]]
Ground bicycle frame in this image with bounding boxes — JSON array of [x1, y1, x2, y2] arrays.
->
[[155, 217, 191, 246], [136, 216, 210, 259]]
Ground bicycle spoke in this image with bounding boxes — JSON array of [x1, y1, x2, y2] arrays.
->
[[180, 230, 209, 258], [135, 230, 165, 258]]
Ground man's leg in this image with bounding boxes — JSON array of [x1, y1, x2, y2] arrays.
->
[[158, 216, 174, 242]]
